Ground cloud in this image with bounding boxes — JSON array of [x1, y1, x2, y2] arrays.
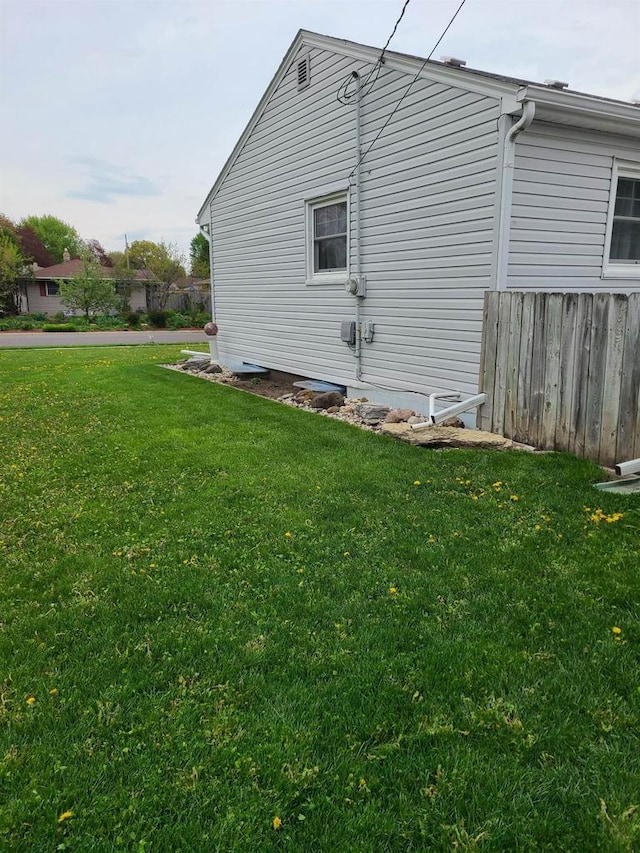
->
[[67, 158, 159, 204]]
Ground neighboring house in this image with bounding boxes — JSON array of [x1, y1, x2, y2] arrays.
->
[[196, 30, 640, 419], [20, 258, 155, 315]]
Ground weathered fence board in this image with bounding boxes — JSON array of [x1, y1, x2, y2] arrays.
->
[[480, 291, 640, 466]]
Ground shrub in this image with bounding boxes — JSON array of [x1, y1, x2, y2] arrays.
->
[[126, 311, 141, 328], [42, 323, 77, 332], [166, 312, 189, 330], [147, 309, 167, 328], [93, 316, 125, 330]]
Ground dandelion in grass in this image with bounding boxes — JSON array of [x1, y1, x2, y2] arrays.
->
[[272, 816, 282, 830], [414, 480, 421, 486], [26, 696, 36, 706], [389, 587, 398, 595], [57, 811, 73, 823], [510, 495, 519, 502], [492, 481, 502, 490], [285, 532, 292, 539], [612, 627, 622, 640], [49, 688, 58, 695]]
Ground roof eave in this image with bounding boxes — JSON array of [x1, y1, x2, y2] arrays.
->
[[517, 85, 640, 138]]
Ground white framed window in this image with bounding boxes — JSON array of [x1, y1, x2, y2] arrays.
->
[[603, 160, 640, 279], [305, 191, 349, 285], [46, 282, 60, 296]]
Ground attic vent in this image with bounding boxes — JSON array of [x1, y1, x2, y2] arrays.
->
[[544, 79, 569, 89], [297, 55, 310, 91], [440, 56, 466, 67]]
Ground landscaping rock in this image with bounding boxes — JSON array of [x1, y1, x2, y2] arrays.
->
[[407, 415, 426, 425], [183, 357, 211, 372], [354, 403, 391, 424], [203, 363, 222, 374], [380, 423, 527, 450], [310, 391, 345, 409], [384, 408, 416, 424], [326, 405, 341, 413]]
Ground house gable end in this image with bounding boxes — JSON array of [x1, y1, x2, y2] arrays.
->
[[197, 30, 521, 222]]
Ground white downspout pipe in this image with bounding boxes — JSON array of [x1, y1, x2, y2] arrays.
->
[[198, 220, 219, 363], [615, 458, 640, 477], [352, 71, 363, 381], [411, 393, 487, 430], [495, 99, 535, 290]]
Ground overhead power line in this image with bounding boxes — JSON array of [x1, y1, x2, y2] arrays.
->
[[337, 0, 412, 106], [348, 0, 468, 179]]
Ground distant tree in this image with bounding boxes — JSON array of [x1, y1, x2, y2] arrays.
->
[[108, 250, 127, 269], [0, 233, 26, 314], [15, 225, 54, 268], [189, 232, 210, 279], [128, 239, 186, 309], [0, 214, 18, 243], [86, 239, 113, 267], [58, 254, 118, 320], [20, 215, 84, 264]]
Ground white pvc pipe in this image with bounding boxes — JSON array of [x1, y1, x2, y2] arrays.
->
[[615, 458, 640, 477], [353, 71, 363, 381], [496, 100, 535, 290], [411, 393, 487, 430], [428, 392, 461, 421]]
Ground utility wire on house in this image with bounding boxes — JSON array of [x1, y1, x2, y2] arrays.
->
[[336, 0, 412, 105], [347, 0, 468, 180]]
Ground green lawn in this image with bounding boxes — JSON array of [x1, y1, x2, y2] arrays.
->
[[1, 345, 638, 852]]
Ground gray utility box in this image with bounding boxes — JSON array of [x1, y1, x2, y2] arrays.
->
[[340, 321, 356, 345]]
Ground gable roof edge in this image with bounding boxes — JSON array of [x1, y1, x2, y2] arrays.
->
[[197, 29, 309, 223], [196, 30, 518, 221]]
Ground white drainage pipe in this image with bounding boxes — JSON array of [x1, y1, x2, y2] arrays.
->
[[411, 393, 487, 430], [615, 458, 640, 477]]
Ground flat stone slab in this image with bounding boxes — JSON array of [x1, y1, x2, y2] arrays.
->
[[380, 423, 533, 450], [226, 363, 270, 377]]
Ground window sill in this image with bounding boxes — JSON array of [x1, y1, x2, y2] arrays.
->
[[305, 273, 348, 286], [602, 263, 640, 280]]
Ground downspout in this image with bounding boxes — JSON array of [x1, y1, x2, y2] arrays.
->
[[495, 99, 535, 290], [198, 220, 215, 321], [199, 219, 218, 362], [352, 70, 363, 381]]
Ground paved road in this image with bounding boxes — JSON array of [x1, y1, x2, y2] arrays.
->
[[0, 330, 210, 348]]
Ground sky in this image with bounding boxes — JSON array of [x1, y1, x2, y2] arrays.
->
[[1, 0, 639, 264]]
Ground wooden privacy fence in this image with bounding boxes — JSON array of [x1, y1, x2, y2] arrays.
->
[[479, 291, 640, 467]]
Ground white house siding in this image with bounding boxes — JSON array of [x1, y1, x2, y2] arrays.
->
[[508, 121, 640, 292], [209, 44, 501, 402]]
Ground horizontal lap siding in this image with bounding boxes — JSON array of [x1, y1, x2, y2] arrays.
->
[[211, 46, 500, 393], [508, 122, 640, 292], [358, 74, 498, 396]]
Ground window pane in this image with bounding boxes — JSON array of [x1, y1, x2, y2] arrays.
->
[[614, 178, 640, 218], [47, 282, 60, 296], [610, 219, 640, 261], [314, 235, 347, 271], [314, 202, 347, 238]]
